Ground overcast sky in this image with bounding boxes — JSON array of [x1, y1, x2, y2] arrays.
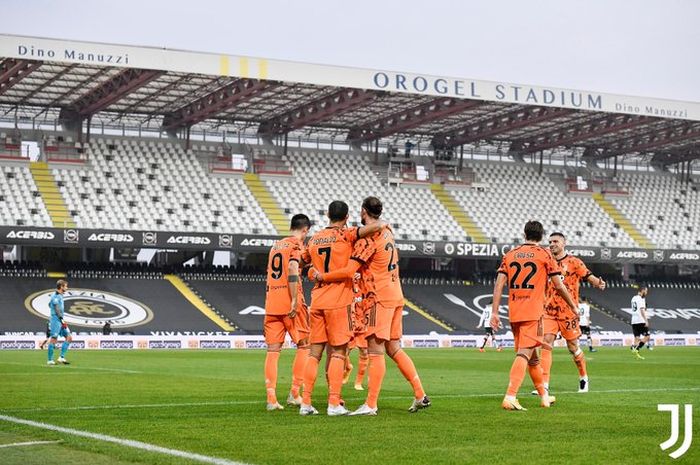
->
[[2, 0, 699, 102]]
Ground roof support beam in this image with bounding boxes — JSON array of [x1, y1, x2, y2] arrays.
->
[[258, 88, 380, 135], [650, 146, 700, 166], [431, 106, 573, 148], [69, 68, 164, 117], [594, 124, 700, 159], [347, 98, 483, 142], [0, 59, 42, 96], [162, 78, 274, 130], [521, 115, 652, 153]]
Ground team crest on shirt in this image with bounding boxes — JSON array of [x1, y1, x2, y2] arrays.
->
[[25, 288, 154, 328]]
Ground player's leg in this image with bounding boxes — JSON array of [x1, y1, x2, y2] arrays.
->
[[324, 306, 353, 415], [58, 329, 72, 363], [503, 319, 545, 410], [287, 308, 310, 405], [47, 318, 60, 364], [343, 344, 354, 385], [527, 349, 554, 407], [385, 304, 430, 412], [349, 302, 386, 415], [479, 330, 489, 351], [566, 338, 588, 392], [300, 308, 327, 415], [289, 339, 309, 405], [559, 318, 586, 392], [349, 334, 384, 416], [354, 344, 369, 390], [538, 317, 558, 393], [263, 315, 285, 410]]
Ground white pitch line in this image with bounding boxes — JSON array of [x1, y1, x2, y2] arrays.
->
[[0, 440, 62, 448], [3, 387, 698, 414], [0, 361, 144, 374], [0, 415, 252, 465]]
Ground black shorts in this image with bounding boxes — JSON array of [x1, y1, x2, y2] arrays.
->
[[484, 327, 494, 336], [632, 323, 649, 337], [580, 325, 591, 336]]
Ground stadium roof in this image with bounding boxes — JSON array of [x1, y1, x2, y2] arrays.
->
[[1, 34, 699, 165]]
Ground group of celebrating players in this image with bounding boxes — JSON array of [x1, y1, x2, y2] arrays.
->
[[262, 196, 610, 414], [263, 197, 430, 416]]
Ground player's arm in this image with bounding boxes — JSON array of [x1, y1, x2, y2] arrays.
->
[[357, 221, 385, 239], [490, 272, 507, 331], [552, 274, 577, 312], [640, 305, 648, 326], [287, 259, 300, 319], [585, 273, 606, 290], [314, 258, 363, 283]]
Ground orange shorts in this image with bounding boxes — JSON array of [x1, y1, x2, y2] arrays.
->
[[543, 315, 581, 341], [511, 318, 544, 350], [365, 300, 403, 342], [263, 304, 310, 345], [309, 304, 353, 347], [351, 331, 368, 349]]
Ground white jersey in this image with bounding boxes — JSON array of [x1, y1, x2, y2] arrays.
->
[[631, 295, 646, 324], [578, 303, 590, 326], [478, 308, 491, 328]]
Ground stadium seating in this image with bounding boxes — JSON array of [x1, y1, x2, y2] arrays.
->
[[0, 164, 52, 227], [608, 171, 700, 249], [1, 135, 699, 248], [450, 163, 638, 247], [53, 138, 276, 234], [265, 149, 466, 241]]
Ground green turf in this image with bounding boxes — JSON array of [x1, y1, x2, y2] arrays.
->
[[1, 347, 698, 465]]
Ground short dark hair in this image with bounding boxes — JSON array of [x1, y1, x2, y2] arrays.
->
[[328, 200, 349, 222], [56, 279, 68, 289], [361, 196, 383, 219], [524, 221, 544, 242], [549, 231, 566, 240], [290, 213, 311, 231]]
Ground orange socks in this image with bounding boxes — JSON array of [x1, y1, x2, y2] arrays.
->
[[506, 354, 529, 397], [391, 349, 426, 399], [540, 347, 553, 385], [290, 347, 309, 397], [573, 349, 587, 378], [327, 353, 345, 406], [355, 353, 369, 385], [528, 361, 547, 396], [366, 353, 386, 409], [302, 355, 320, 405], [264, 350, 281, 403]]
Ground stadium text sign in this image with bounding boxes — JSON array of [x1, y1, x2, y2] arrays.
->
[[2, 226, 699, 265], [1, 34, 699, 121]]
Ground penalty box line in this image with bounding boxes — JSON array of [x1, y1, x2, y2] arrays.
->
[[0, 414, 252, 465], [2, 387, 699, 414]]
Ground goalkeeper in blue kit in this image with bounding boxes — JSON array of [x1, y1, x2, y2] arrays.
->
[[47, 279, 72, 365]]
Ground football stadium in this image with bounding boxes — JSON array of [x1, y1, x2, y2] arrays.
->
[[1, 6, 699, 465]]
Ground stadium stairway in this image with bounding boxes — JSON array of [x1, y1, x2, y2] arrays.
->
[[430, 183, 488, 242], [29, 161, 76, 227], [243, 172, 287, 234], [592, 193, 653, 248], [163, 274, 237, 331]]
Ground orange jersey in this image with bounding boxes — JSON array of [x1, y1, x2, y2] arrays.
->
[[350, 226, 403, 303], [545, 254, 591, 320], [303, 226, 359, 309], [264, 236, 305, 315], [497, 244, 561, 323]]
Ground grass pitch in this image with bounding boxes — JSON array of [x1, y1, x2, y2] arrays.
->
[[1, 347, 698, 465]]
